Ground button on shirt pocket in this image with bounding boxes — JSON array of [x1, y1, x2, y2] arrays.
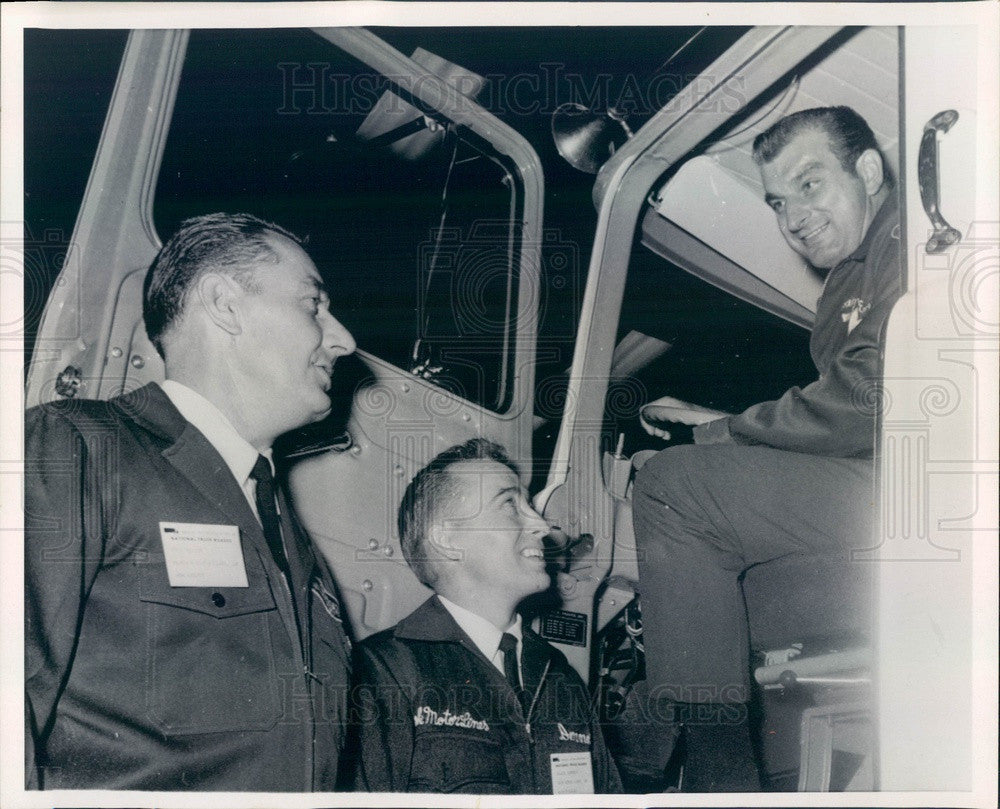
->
[[409, 729, 511, 793], [138, 567, 283, 734]]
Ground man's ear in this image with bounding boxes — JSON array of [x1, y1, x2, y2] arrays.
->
[[428, 525, 463, 563], [195, 273, 243, 337], [855, 148, 885, 197]]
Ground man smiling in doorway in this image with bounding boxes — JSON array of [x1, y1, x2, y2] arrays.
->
[[634, 106, 901, 791]]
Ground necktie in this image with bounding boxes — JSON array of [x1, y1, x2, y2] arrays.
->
[[250, 455, 290, 579], [498, 632, 521, 692]]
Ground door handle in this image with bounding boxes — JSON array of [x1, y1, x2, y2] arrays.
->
[[918, 110, 962, 254]]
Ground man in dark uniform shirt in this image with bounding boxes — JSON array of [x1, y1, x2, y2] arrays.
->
[[354, 438, 621, 794], [25, 213, 356, 790], [634, 107, 902, 790]]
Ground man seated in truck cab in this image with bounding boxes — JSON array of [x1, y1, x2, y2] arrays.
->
[[633, 106, 901, 791], [353, 438, 621, 794]]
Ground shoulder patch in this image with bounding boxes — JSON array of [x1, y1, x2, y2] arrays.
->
[[841, 297, 871, 334]]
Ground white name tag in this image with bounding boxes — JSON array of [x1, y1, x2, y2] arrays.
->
[[159, 522, 248, 588], [550, 751, 594, 794]]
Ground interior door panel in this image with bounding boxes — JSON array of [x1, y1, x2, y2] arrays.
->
[[289, 349, 528, 637]]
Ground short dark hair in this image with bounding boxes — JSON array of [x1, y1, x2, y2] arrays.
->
[[143, 212, 302, 358], [752, 106, 887, 181], [397, 438, 519, 589]]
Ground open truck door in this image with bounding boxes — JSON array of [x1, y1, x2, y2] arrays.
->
[[540, 23, 997, 791], [874, 24, 996, 790]]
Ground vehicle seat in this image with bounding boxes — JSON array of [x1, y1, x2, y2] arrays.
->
[[743, 554, 874, 791], [743, 554, 872, 652]]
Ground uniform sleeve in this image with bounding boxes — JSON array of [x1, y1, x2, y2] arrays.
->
[[694, 237, 901, 458], [352, 641, 415, 792], [709, 321, 887, 456], [692, 416, 732, 445], [24, 406, 107, 786]]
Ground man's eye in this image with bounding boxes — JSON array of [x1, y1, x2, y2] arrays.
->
[[803, 178, 819, 193], [770, 200, 784, 213]]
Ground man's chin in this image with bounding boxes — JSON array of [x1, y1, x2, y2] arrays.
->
[[805, 238, 857, 270], [311, 403, 333, 422], [523, 571, 552, 596], [803, 249, 837, 271], [786, 238, 836, 271], [294, 399, 332, 428]]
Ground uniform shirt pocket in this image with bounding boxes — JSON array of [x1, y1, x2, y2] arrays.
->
[[408, 729, 511, 793], [138, 568, 283, 734]]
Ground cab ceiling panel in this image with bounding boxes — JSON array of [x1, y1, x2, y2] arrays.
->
[[643, 27, 898, 329], [708, 27, 899, 197]]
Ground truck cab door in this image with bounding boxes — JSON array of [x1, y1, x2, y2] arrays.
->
[[873, 23, 997, 791], [285, 29, 544, 636]]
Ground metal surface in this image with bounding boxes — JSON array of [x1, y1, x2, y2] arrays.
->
[[872, 24, 991, 791], [288, 28, 547, 638], [26, 30, 189, 407], [754, 647, 872, 687], [918, 109, 962, 253], [552, 103, 631, 174], [798, 703, 873, 790]]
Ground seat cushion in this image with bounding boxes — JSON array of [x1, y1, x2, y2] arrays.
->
[[742, 554, 873, 651]]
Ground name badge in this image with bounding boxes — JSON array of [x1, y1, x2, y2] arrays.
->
[[159, 522, 249, 588], [550, 751, 594, 794]]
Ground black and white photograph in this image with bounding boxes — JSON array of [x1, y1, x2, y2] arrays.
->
[[1, 2, 997, 807]]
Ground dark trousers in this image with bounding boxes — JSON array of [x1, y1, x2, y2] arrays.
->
[[633, 443, 873, 704]]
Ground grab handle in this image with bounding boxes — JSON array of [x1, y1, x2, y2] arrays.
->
[[918, 110, 962, 254]]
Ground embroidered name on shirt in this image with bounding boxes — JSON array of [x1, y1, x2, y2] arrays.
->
[[841, 297, 871, 334], [413, 706, 489, 732], [557, 722, 590, 745]]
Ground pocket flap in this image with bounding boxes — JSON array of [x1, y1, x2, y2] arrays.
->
[[410, 728, 510, 792], [139, 563, 276, 618]]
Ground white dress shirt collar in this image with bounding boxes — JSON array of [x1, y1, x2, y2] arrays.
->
[[160, 380, 270, 514], [438, 596, 523, 677]]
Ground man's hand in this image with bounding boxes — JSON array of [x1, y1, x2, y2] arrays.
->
[[640, 396, 730, 440]]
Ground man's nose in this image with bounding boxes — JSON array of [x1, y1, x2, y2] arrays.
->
[[785, 199, 810, 232], [321, 309, 356, 358], [521, 502, 551, 536]]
